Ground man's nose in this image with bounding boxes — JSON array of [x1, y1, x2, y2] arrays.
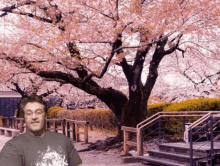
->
[[31, 113, 38, 119]]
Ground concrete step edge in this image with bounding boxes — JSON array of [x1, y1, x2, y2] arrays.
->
[[137, 156, 188, 166], [148, 150, 206, 159]]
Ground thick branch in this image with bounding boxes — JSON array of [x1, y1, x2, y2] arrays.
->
[[0, 3, 65, 31], [10, 82, 26, 97], [120, 58, 132, 83], [43, 78, 68, 84], [79, 33, 123, 83], [41, 87, 58, 97], [164, 34, 183, 55]]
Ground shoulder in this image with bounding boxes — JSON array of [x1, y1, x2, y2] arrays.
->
[[5, 133, 23, 147], [1, 134, 23, 154]]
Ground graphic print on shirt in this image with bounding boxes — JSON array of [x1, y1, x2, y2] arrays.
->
[[35, 145, 68, 166]]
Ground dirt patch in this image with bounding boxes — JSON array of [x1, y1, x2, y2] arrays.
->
[[0, 127, 147, 166]]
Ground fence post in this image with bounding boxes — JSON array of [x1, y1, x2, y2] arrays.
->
[[159, 116, 161, 143], [53, 120, 56, 132], [140, 128, 143, 156], [15, 118, 18, 129], [67, 120, 70, 138], [12, 117, 15, 128], [20, 119, 24, 133], [206, 119, 209, 141], [72, 122, 76, 141], [84, 123, 88, 143], [190, 128, 193, 166], [210, 115, 213, 166], [137, 128, 143, 156], [61, 119, 66, 135], [183, 116, 185, 132], [123, 128, 129, 155]]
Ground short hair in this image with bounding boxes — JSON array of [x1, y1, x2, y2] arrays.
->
[[18, 94, 48, 118]]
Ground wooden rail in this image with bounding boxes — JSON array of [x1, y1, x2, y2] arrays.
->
[[65, 119, 89, 143], [46, 119, 66, 135], [121, 126, 137, 155], [14, 118, 25, 132], [1, 117, 10, 127]]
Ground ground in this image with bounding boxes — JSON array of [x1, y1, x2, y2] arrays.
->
[[0, 127, 148, 166]]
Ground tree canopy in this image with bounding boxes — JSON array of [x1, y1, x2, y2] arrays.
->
[[1, 0, 220, 142]]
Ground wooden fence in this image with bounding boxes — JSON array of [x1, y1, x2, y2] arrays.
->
[[0, 117, 89, 143]]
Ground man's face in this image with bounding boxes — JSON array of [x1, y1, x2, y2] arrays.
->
[[24, 102, 47, 136]]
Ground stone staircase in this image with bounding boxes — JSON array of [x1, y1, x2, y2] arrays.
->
[[136, 142, 213, 166]]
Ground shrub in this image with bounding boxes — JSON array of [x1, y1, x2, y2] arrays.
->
[[162, 98, 220, 134], [47, 106, 67, 119], [57, 109, 118, 130], [164, 98, 220, 112], [147, 102, 172, 117], [146, 98, 220, 135]]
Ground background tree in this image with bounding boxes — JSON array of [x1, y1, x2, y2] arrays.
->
[[0, 0, 220, 145]]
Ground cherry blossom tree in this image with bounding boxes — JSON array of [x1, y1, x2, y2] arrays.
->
[[0, 0, 220, 144]]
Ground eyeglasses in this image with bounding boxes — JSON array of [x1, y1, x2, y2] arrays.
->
[[25, 111, 44, 117]]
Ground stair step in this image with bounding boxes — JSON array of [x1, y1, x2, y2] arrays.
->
[[159, 143, 208, 157], [148, 150, 206, 163], [150, 149, 206, 158], [160, 142, 209, 152], [137, 156, 188, 166]]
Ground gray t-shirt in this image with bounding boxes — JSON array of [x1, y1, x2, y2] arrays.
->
[[0, 130, 82, 166]]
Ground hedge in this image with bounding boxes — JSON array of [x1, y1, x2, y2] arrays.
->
[[57, 109, 118, 130], [47, 106, 67, 119], [147, 102, 172, 117], [146, 98, 220, 135], [164, 98, 220, 112]]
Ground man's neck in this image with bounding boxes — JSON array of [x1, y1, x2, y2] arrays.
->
[[29, 130, 46, 137]]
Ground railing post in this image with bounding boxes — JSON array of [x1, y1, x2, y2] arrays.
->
[[75, 122, 79, 142], [53, 120, 56, 132], [12, 117, 15, 128], [15, 118, 18, 129], [84, 123, 88, 143], [210, 115, 213, 166], [190, 128, 193, 166], [123, 128, 129, 155], [206, 119, 209, 141], [9, 117, 12, 128], [66, 120, 70, 138], [183, 116, 185, 132], [137, 128, 143, 156], [61, 119, 66, 135], [20, 119, 24, 133], [159, 116, 161, 143], [6, 118, 9, 127], [140, 128, 144, 156]]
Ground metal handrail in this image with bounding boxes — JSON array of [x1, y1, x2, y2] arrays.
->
[[137, 111, 214, 129], [135, 111, 220, 157], [137, 112, 160, 128], [186, 113, 220, 166], [183, 111, 220, 141]]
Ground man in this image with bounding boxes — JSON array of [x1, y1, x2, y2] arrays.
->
[[0, 94, 82, 166]]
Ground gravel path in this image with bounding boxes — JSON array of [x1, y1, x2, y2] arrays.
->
[[0, 128, 149, 166]]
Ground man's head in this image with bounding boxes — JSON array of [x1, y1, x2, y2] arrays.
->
[[19, 94, 48, 136]]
